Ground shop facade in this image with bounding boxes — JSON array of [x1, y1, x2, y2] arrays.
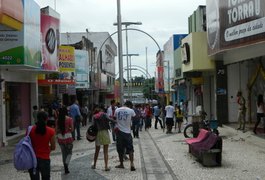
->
[[207, 0, 265, 124]]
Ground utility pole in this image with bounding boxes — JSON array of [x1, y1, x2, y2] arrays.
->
[[117, 0, 124, 104]]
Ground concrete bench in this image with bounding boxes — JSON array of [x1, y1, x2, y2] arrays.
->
[[189, 132, 222, 167]]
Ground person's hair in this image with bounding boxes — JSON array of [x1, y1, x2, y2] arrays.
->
[[257, 94, 264, 106], [33, 105, 38, 110], [110, 99, 115, 105], [57, 106, 68, 135], [237, 91, 242, 96], [169, 101, 173, 105], [124, 101, 133, 108], [35, 111, 48, 135]]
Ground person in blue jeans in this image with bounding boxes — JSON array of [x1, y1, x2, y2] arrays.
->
[[153, 104, 163, 129], [132, 104, 141, 138], [69, 99, 82, 140]]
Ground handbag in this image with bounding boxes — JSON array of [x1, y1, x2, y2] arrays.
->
[[86, 125, 97, 142]]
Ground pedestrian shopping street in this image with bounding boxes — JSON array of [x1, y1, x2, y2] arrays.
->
[[1, 122, 265, 180]]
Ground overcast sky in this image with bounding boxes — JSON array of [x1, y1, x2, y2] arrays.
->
[[35, 0, 206, 78]]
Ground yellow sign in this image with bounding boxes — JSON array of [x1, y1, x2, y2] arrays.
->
[[58, 46, 75, 72], [191, 77, 203, 85]]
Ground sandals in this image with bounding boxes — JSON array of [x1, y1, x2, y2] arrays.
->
[[105, 167, 111, 171]]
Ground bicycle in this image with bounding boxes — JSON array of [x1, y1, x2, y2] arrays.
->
[[183, 111, 219, 138]]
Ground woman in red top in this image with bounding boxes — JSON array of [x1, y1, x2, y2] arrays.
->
[[29, 111, 56, 180], [56, 106, 74, 174], [144, 104, 153, 130]]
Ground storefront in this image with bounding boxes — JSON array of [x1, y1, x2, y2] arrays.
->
[[206, 0, 265, 123], [0, 0, 41, 146]]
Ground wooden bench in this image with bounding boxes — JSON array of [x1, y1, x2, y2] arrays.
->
[[188, 132, 222, 167]]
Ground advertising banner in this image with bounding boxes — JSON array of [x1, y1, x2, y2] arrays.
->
[[41, 11, 60, 71], [75, 50, 89, 89], [0, 0, 41, 67], [157, 66, 164, 93], [38, 46, 75, 85], [0, 0, 23, 30], [207, 0, 265, 55]]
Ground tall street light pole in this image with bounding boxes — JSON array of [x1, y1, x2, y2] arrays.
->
[[163, 60, 170, 105], [116, 0, 124, 104], [114, 21, 142, 102]]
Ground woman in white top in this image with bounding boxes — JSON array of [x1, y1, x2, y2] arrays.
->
[[253, 94, 265, 134]]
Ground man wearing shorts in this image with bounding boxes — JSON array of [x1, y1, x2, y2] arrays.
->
[[114, 101, 136, 171]]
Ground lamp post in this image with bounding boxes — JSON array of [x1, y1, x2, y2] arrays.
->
[[116, 0, 124, 104], [114, 21, 142, 102], [163, 60, 170, 105]]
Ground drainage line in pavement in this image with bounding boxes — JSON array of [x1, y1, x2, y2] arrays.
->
[[147, 131, 180, 180], [139, 137, 148, 180]]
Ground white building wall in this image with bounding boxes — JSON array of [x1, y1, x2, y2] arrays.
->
[[227, 62, 249, 123]]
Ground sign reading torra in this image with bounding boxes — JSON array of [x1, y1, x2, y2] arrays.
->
[[227, 0, 260, 25], [206, 0, 265, 55], [225, 0, 264, 42]]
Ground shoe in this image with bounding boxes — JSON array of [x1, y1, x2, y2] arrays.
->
[[105, 167, 111, 171], [115, 164, 124, 169], [253, 130, 257, 134], [130, 166, 136, 171], [91, 165, 96, 169], [236, 128, 241, 130], [77, 137, 82, 140]]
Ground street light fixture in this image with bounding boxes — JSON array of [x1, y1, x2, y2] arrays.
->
[[123, 53, 139, 100], [114, 21, 142, 102]]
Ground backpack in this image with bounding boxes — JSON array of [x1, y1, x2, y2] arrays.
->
[[14, 126, 37, 171], [86, 124, 98, 142]]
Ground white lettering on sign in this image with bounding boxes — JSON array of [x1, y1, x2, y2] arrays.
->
[[225, 16, 265, 41], [227, 0, 260, 24]]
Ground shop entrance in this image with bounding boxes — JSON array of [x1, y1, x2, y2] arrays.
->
[[5, 82, 30, 135]]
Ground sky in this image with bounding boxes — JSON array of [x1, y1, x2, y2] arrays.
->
[[35, 0, 206, 78]]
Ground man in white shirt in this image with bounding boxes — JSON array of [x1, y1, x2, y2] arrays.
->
[[165, 101, 175, 134], [114, 101, 136, 171]]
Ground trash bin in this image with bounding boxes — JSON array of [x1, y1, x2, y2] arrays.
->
[[192, 115, 201, 137]]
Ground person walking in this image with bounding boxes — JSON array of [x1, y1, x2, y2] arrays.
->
[[153, 104, 163, 129], [144, 104, 152, 130], [91, 106, 115, 171], [165, 101, 175, 134], [56, 106, 74, 174], [32, 105, 39, 125], [175, 105, 183, 133], [81, 105, 89, 127], [28, 111, 56, 180], [132, 104, 141, 138], [107, 99, 117, 141], [236, 91, 246, 132], [114, 101, 136, 171], [253, 94, 265, 134], [69, 100, 82, 140]]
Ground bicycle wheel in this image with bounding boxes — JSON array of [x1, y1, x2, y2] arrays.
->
[[184, 124, 193, 138]]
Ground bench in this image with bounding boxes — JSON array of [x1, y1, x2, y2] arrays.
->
[[185, 129, 210, 153], [188, 132, 222, 167]]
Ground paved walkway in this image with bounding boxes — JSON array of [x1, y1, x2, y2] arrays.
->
[[1, 122, 265, 180]]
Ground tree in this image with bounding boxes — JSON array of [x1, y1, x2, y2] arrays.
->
[[142, 77, 157, 100]]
